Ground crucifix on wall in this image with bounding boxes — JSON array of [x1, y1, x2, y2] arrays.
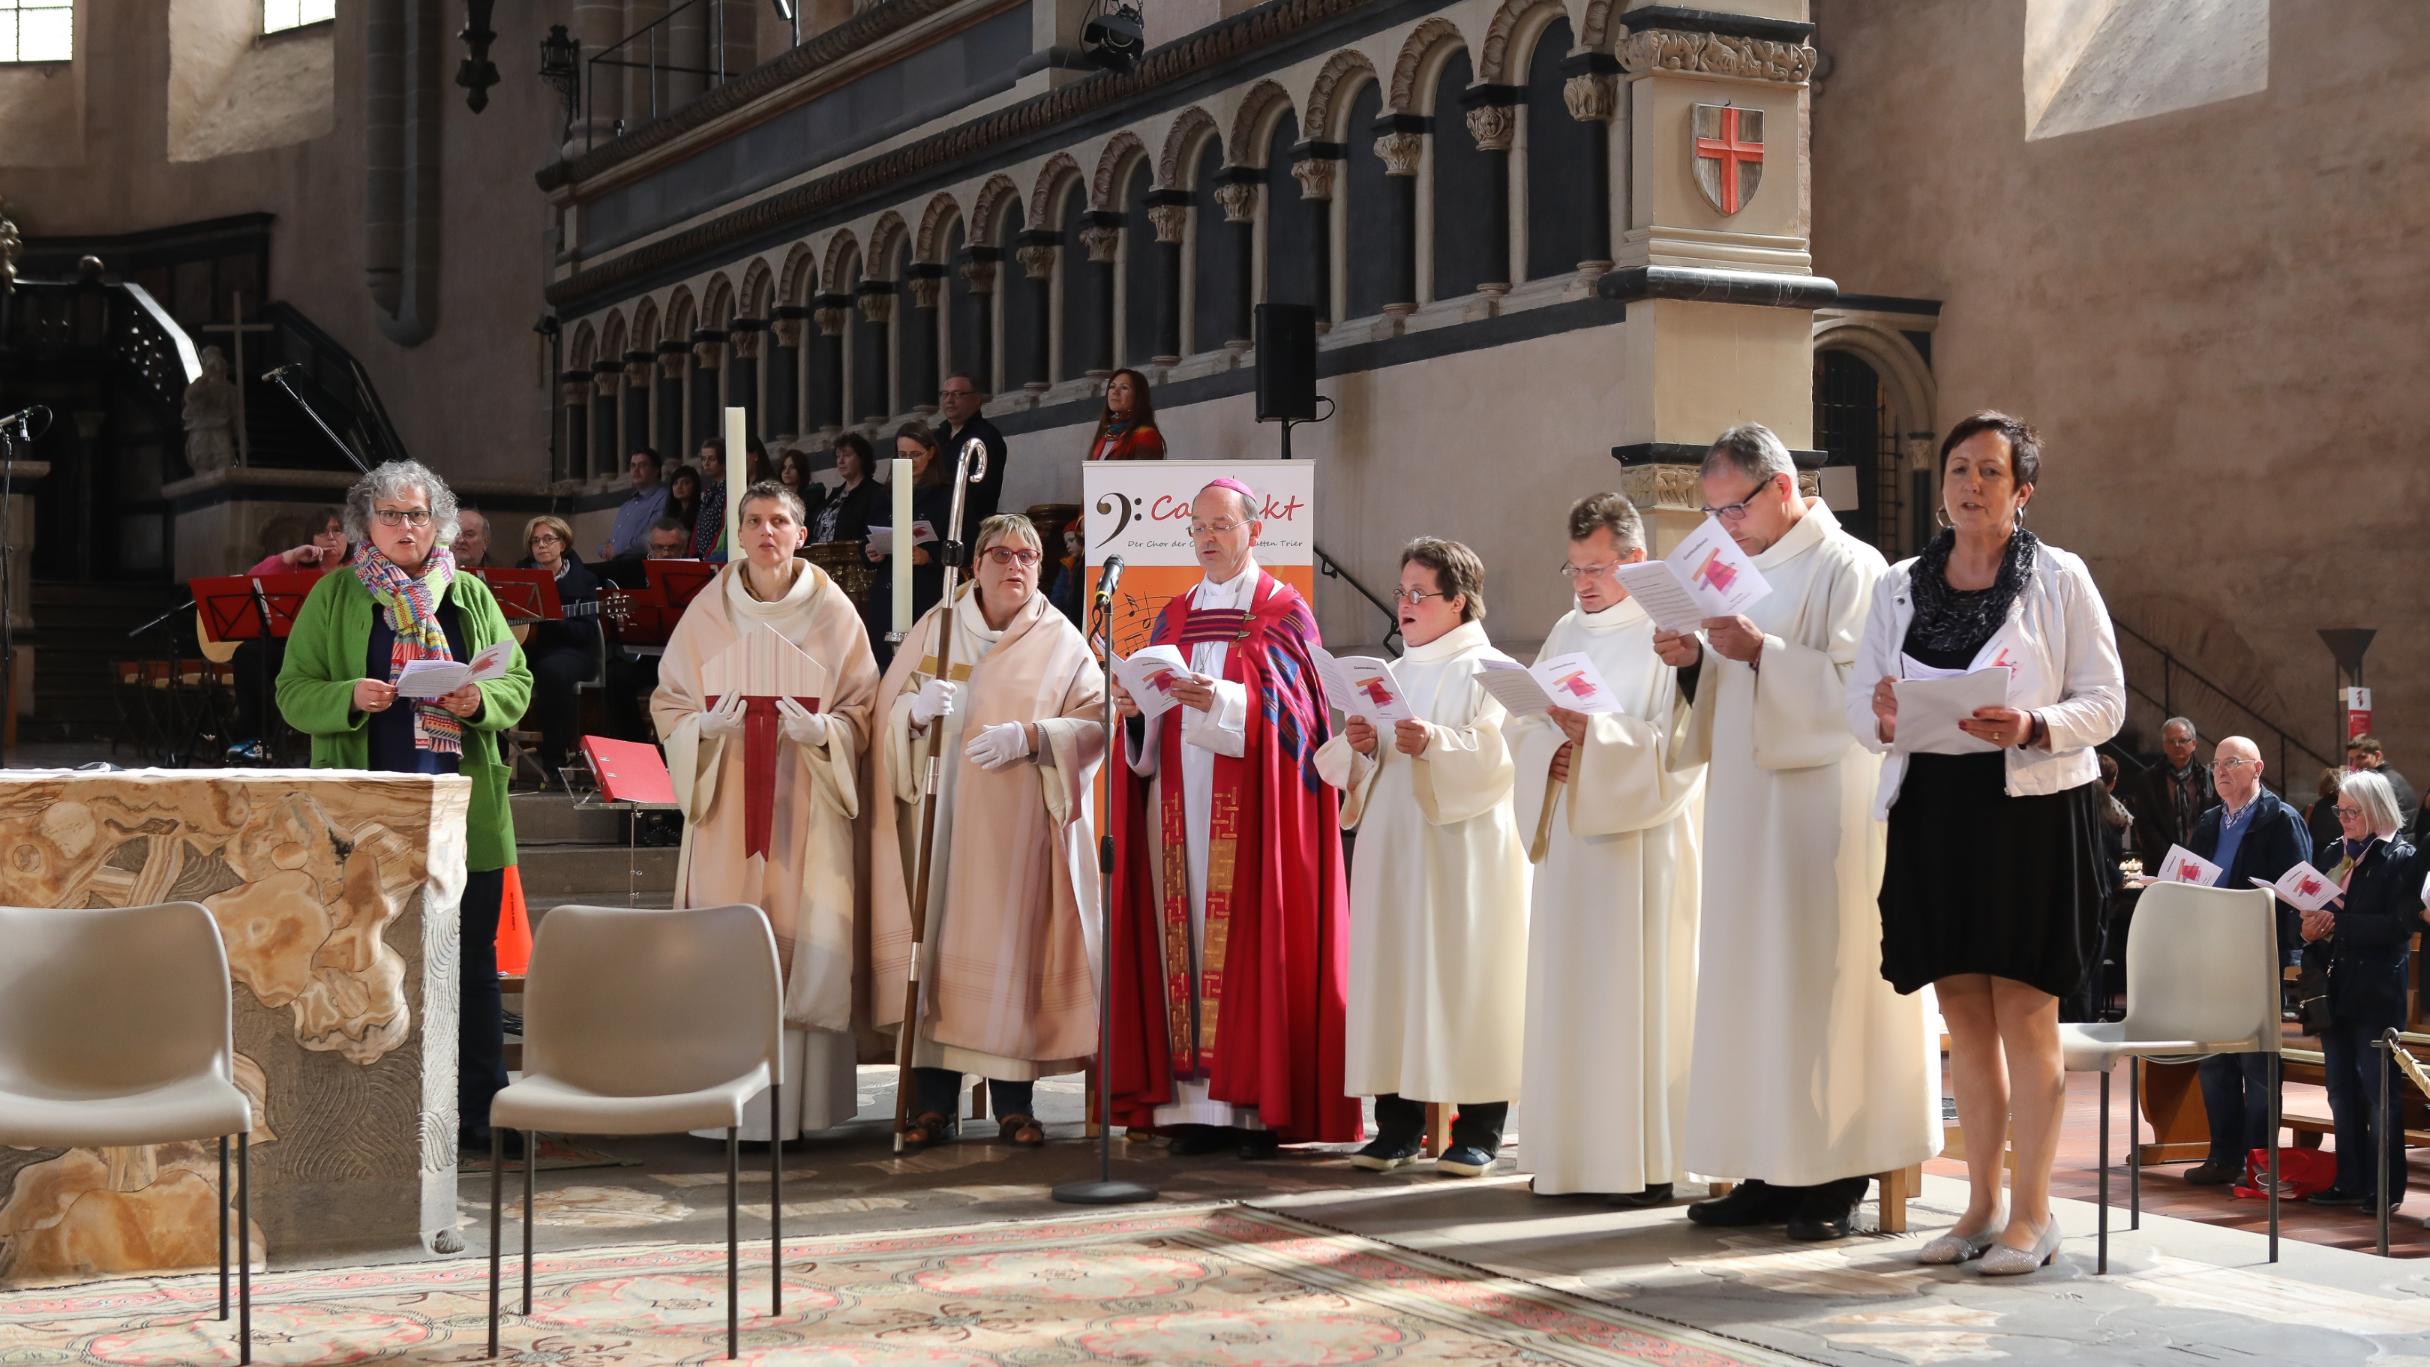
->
[[197, 292, 274, 468]]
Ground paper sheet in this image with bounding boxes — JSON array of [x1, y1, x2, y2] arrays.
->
[[1113, 644, 1189, 722], [394, 639, 517, 700], [1889, 665, 2010, 754], [866, 520, 939, 556], [1476, 653, 1620, 717], [2155, 844, 2224, 886], [1610, 516, 1773, 632], [2252, 862, 2341, 912], [1313, 648, 1414, 725]]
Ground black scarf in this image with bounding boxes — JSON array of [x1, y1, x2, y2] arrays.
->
[[1907, 527, 2038, 654]]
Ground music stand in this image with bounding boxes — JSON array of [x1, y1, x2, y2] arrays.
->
[[646, 558, 718, 615], [192, 572, 322, 765], [578, 735, 680, 908], [466, 567, 564, 625]]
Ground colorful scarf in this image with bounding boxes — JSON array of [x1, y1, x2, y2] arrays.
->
[[354, 543, 462, 754]]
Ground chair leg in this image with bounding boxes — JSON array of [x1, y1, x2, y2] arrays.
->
[[238, 1132, 252, 1366], [2098, 1066, 2110, 1276], [2129, 1055, 2142, 1231], [727, 1124, 740, 1361], [2268, 1050, 2282, 1265], [487, 1127, 503, 1360], [522, 1130, 536, 1315], [218, 1135, 230, 1321], [771, 1077, 783, 1317]]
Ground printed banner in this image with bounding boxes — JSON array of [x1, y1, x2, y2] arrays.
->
[[1079, 460, 1317, 654]]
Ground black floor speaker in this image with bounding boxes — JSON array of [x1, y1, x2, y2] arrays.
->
[[1255, 303, 1317, 422]]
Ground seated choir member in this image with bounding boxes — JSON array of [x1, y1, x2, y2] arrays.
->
[[1509, 494, 1705, 1203], [1316, 538, 1530, 1177], [1853, 411, 2122, 1272], [870, 514, 1108, 1149], [228, 505, 349, 762], [652, 479, 881, 1142], [517, 513, 603, 784], [276, 460, 530, 1158]]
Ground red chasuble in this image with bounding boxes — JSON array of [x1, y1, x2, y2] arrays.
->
[[1107, 573, 1361, 1143]]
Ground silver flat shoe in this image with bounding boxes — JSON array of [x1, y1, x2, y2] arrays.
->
[[1975, 1220, 2063, 1276], [1916, 1224, 2002, 1265]]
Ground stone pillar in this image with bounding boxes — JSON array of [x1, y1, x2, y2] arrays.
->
[[666, 0, 709, 104], [559, 372, 592, 483], [688, 330, 725, 450], [1562, 54, 1620, 278], [1078, 213, 1122, 378], [1461, 88, 1518, 294], [811, 295, 850, 434], [1372, 120, 1425, 316], [904, 264, 947, 411], [768, 306, 807, 440], [568, 0, 623, 148], [624, 0, 667, 120], [1013, 231, 1058, 392], [1146, 193, 1188, 365], [958, 249, 999, 394], [853, 281, 895, 421], [654, 342, 688, 461], [1214, 171, 1260, 349], [729, 318, 766, 439], [590, 362, 621, 477], [1289, 146, 1339, 327], [1601, 2, 1824, 550], [623, 352, 655, 464]]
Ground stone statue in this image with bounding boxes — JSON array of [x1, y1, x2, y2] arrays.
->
[[182, 345, 239, 475]]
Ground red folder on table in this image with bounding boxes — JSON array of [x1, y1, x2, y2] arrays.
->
[[580, 735, 676, 807]]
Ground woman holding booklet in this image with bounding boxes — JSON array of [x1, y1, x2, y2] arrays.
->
[[277, 459, 532, 1158], [1315, 538, 1530, 1178], [1847, 412, 2124, 1274]]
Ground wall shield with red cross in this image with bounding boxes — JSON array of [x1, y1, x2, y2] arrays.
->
[[1691, 104, 1765, 216]]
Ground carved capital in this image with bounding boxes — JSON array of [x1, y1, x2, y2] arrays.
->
[[625, 360, 655, 385], [1079, 224, 1123, 264], [1563, 72, 1619, 123], [1616, 30, 1817, 85], [958, 258, 998, 294], [1617, 462, 1704, 513], [657, 351, 687, 378], [590, 369, 619, 394], [1464, 103, 1515, 153], [1373, 132, 1425, 178], [856, 291, 894, 325], [907, 275, 944, 309], [772, 317, 803, 347], [1214, 180, 1260, 224], [1147, 203, 1189, 245], [1015, 244, 1059, 281], [561, 378, 592, 405], [691, 340, 723, 369], [813, 305, 850, 336], [729, 329, 761, 360], [1290, 156, 1339, 201]]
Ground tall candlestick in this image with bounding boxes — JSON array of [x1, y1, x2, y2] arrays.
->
[[890, 456, 913, 636], [723, 407, 747, 557]]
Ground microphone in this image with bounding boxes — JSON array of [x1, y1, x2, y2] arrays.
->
[[1093, 554, 1124, 606], [0, 404, 50, 432]]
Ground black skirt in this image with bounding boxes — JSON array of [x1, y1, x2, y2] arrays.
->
[[1878, 751, 2109, 998]]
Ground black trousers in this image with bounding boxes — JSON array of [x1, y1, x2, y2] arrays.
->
[[525, 643, 596, 767], [2323, 1016, 2408, 1202], [231, 638, 285, 741], [1374, 1093, 1509, 1152], [911, 1067, 1036, 1122], [460, 867, 510, 1137]]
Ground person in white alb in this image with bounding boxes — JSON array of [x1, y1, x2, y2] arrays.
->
[[1316, 538, 1531, 1177], [1509, 493, 1705, 1203]]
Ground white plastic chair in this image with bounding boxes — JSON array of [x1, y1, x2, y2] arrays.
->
[[487, 902, 784, 1362], [0, 902, 256, 1363], [2060, 881, 2282, 1273]]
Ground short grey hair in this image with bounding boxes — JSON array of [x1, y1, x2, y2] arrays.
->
[[1702, 423, 1797, 487], [2162, 716, 2198, 741], [344, 460, 461, 549], [2340, 770, 2403, 836], [975, 512, 1042, 555], [1566, 492, 1645, 556]]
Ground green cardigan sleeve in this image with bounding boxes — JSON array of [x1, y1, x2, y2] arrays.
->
[[276, 572, 369, 737], [450, 575, 533, 733]]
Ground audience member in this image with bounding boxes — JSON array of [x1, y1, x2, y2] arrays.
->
[[2308, 765, 2347, 861], [1085, 368, 1166, 461], [865, 422, 957, 666], [2346, 736, 2418, 834], [228, 506, 348, 761], [2127, 716, 2211, 857], [455, 506, 494, 568], [645, 516, 692, 559], [2301, 770, 2423, 1215], [518, 514, 603, 784], [775, 447, 824, 526], [600, 448, 669, 560], [936, 371, 1007, 524], [811, 433, 882, 545], [692, 439, 729, 558], [665, 463, 702, 538]]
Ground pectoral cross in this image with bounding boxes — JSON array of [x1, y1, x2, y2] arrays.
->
[[198, 292, 274, 467]]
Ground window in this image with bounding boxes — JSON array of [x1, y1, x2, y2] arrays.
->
[[0, 0, 73, 63], [262, 0, 335, 36]]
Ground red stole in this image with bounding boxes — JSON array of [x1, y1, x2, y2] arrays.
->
[[1107, 574, 1361, 1144]]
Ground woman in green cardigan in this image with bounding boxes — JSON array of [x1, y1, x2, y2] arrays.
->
[[277, 459, 532, 1159]]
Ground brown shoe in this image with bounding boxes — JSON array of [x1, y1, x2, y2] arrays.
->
[[899, 1111, 954, 1152], [997, 1114, 1046, 1147]]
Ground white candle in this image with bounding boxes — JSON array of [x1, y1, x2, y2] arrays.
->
[[890, 456, 913, 635], [723, 406, 747, 556]]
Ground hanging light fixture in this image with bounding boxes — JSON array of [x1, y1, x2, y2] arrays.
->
[[539, 23, 581, 132]]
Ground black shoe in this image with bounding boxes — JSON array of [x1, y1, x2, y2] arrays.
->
[[1435, 1144, 1497, 1178], [1350, 1134, 1422, 1171], [1609, 1183, 1676, 1208], [1784, 1178, 1868, 1242], [2183, 1160, 2239, 1186], [1236, 1131, 1282, 1161], [1167, 1125, 1237, 1157], [462, 1128, 528, 1162], [1687, 1179, 1795, 1227], [2308, 1187, 2366, 1206]]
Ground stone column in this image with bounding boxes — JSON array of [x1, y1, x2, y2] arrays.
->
[[665, 0, 709, 104], [958, 249, 999, 394], [559, 373, 592, 483], [1562, 54, 1621, 279], [810, 296, 850, 434], [1146, 193, 1189, 365], [853, 281, 895, 421], [590, 362, 620, 477], [1013, 231, 1058, 392], [1214, 171, 1260, 349], [568, 0, 623, 148], [728, 319, 766, 440], [1602, 2, 1824, 550], [689, 330, 725, 450], [1290, 145, 1339, 326], [1460, 87, 1518, 295], [768, 307, 806, 440], [654, 342, 688, 461], [623, 352, 655, 464], [623, 0, 667, 119], [904, 264, 947, 412], [1078, 213, 1122, 378], [1372, 120, 1425, 316]]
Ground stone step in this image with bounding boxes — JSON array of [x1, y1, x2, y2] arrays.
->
[[508, 792, 631, 845], [515, 842, 677, 898]]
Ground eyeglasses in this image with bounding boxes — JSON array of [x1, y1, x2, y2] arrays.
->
[[1699, 477, 1777, 522], [982, 547, 1042, 567], [1392, 586, 1451, 606], [1557, 561, 1616, 581], [939, 388, 974, 399], [531, 532, 565, 546], [2336, 804, 2365, 817], [1187, 518, 1248, 538], [2214, 757, 2257, 772], [373, 508, 433, 528]]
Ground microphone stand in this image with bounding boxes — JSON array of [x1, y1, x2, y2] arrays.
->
[[1053, 559, 1156, 1205], [0, 411, 22, 756], [261, 366, 373, 475]]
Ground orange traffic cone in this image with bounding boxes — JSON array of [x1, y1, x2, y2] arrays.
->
[[495, 865, 533, 975]]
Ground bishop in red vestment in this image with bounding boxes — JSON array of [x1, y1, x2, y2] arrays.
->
[[1107, 479, 1361, 1151]]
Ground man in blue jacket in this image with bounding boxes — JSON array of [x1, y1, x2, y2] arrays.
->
[[2183, 735, 2313, 1185]]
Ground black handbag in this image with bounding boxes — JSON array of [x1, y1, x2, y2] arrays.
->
[[2293, 961, 2334, 1036]]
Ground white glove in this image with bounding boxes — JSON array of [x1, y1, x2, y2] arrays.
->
[[910, 678, 957, 727], [964, 721, 1032, 770], [776, 696, 828, 747], [698, 690, 748, 739]]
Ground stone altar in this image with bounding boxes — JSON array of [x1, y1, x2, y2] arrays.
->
[[0, 769, 470, 1284]]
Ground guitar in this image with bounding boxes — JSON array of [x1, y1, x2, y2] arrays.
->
[[510, 590, 633, 644]]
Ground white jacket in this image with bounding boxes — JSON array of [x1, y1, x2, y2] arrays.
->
[[1846, 540, 2126, 818]]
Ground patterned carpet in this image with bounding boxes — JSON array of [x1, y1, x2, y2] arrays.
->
[[0, 1204, 1802, 1365]]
